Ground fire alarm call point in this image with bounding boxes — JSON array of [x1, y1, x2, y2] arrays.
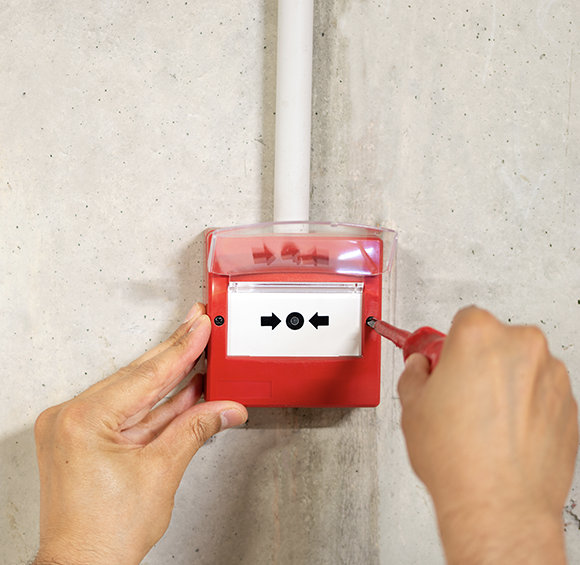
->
[[204, 221, 397, 407]]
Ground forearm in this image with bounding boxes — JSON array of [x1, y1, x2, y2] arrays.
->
[[437, 506, 567, 565]]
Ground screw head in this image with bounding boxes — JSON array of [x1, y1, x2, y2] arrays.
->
[[214, 315, 225, 326]]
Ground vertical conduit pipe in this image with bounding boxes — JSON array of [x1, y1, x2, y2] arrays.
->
[[273, 0, 314, 225]]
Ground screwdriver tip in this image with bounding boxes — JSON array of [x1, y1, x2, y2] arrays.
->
[[366, 316, 377, 328]]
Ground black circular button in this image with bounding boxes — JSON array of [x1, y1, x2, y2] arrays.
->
[[286, 312, 304, 330], [214, 315, 225, 326]]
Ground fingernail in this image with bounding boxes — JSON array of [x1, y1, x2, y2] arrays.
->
[[220, 409, 247, 431], [183, 303, 203, 324], [188, 314, 209, 333]]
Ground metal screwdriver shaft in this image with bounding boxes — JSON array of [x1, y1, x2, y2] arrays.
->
[[366, 316, 447, 371]]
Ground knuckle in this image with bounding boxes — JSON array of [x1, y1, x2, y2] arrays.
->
[[135, 358, 163, 383], [453, 306, 495, 328], [190, 421, 209, 447], [170, 333, 191, 356], [519, 326, 550, 364], [553, 361, 574, 397], [540, 358, 573, 409], [54, 400, 95, 440], [523, 325, 548, 350], [553, 357, 569, 379], [34, 406, 58, 439], [160, 329, 184, 353], [115, 364, 136, 378], [189, 414, 219, 447], [451, 306, 499, 344], [168, 334, 196, 366]]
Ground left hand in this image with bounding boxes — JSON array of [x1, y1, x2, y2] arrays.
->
[[33, 304, 247, 565]]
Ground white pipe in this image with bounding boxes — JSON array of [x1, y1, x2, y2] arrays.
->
[[273, 0, 313, 225]]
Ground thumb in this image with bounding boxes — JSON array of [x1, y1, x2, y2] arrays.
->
[[398, 353, 431, 408], [151, 401, 248, 473]]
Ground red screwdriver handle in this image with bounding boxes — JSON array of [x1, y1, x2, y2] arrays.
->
[[402, 326, 446, 371]]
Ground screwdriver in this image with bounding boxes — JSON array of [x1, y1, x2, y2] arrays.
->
[[366, 317, 446, 371]]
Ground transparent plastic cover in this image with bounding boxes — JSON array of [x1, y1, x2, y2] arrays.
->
[[207, 221, 397, 276]]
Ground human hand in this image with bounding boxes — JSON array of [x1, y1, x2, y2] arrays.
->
[[33, 304, 247, 565], [398, 306, 578, 565]]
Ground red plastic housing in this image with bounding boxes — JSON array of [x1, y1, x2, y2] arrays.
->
[[203, 224, 395, 407]]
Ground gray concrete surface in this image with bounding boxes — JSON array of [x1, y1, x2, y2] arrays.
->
[[1, 1, 579, 564]]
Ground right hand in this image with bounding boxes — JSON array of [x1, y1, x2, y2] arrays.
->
[[398, 306, 578, 565]]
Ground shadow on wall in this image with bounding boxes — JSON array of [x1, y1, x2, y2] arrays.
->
[[0, 426, 40, 564], [180, 406, 380, 565], [177, 231, 208, 319], [246, 406, 354, 429]]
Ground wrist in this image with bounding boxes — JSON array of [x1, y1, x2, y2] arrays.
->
[[33, 554, 89, 565], [34, 522, 149, 565], [33, 558, 77, 565], [33, 544, 125, 565], [436, 503, 566, 565]]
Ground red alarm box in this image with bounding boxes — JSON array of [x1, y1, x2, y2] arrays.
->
[[204, 221, 397, 407]]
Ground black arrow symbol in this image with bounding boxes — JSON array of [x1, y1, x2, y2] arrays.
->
[[309, 312, 329, 329], [261, 313, 281, 330]]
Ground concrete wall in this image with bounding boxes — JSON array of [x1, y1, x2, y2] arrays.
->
[[1, 1, 579, 563]]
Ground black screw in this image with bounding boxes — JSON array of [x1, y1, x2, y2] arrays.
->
[[214, 315, 225, 326]]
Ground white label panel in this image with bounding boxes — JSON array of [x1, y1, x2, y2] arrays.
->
[[227, 282, 363, 357]]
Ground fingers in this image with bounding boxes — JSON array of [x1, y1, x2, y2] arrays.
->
[[120, 374, 204, 445], [148, 400, 248, 477], [128, 303, 206, 368], [398, 353, 431, 407], [73, 303, 206, 402], [91, 315, 212, 430], [446, 306, 501, 353]]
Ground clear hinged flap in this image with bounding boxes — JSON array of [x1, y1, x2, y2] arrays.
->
[[207, 221, 397, 277]]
